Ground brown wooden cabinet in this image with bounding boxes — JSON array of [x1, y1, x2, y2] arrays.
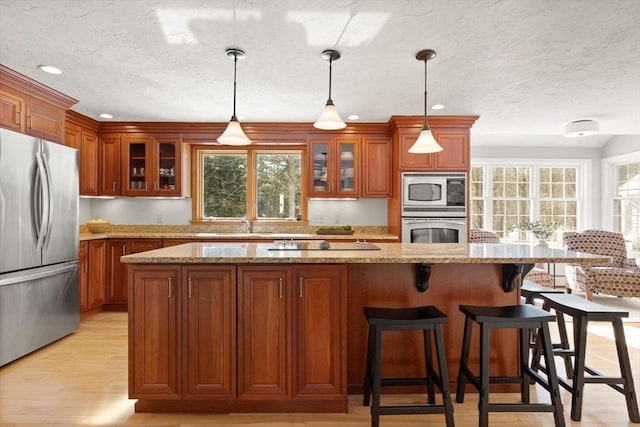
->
[[0, 66, 76, 143], [396, 125, 471, 172], [65, 112, 100, 196], [129, 263, 346, 413], [129, 265, 181, 399], [121, 134, 181, 196], [237, 264, 346, 401], [292, 265, 345, 398], [78, 240, 106, 318], [78, 242, 89, 313], [308, 134, 360, 197], [99, 133, 121, 195], [362, 135, 392, 197], [106, 239, 163, 310], [182, 266, 236, 399], [237, 266, 291, 400]]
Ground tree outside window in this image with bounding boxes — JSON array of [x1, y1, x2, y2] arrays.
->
[[195, 147, 303, 222], [614, 162, 640, 250]]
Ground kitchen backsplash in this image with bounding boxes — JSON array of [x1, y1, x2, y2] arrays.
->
[[81, 198, 388, 226]]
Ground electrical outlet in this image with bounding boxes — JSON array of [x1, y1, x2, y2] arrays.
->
[[156, 213, 164, 224], [311, 214, 325, 223], [334, 214, 340, 224]]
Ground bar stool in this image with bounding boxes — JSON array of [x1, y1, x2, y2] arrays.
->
[[362, 306, 455, 427], [456, 304, 565, 427], [535, 293, 640, 422], [521, 280, 574, 379]]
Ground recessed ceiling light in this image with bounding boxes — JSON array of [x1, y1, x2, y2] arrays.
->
[[347, 114, 359, 120], [37, 64, 63, 75], [99, 113, 113, 119], [431, 104, 445, 110]]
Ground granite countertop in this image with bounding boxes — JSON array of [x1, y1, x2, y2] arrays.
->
[[120, 242, 611, 265], [79, 231, 398, 241]]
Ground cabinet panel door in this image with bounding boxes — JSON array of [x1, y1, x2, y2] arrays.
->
[[0, 91, 23, 131], [293, 265, 345, 398], [398, 131, 435, 171], [78, 242, 89, 312], [308, 137, 331, 196], [237, 266, 291, 400], [129, 266, 180, 398], [79, 131, 99, 196], [25, 102, 63, 143], [362, 136, 392, 197], [432, 129, 469, 171], [99, 134, 121, 195], [122, 135, 151, 196], [183, 266, 236, 398], [87, 240, 106, 310], [153, 137, 181, 195], [335, 136, 360, 197], [106, 240, 128, 305]]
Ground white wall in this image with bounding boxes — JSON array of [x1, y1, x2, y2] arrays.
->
[[81, 197, 388, 226], [602, 135, 640, 157]]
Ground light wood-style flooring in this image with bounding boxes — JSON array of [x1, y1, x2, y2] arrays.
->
[[0, 312, 638, 426]]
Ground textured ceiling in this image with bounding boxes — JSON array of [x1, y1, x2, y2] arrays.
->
[[1, 0, 639, 147]]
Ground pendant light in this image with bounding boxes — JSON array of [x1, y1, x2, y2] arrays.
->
[[409, 49, 443, 153], [313, 49, 347, 130], [217, 48, 251, 146]]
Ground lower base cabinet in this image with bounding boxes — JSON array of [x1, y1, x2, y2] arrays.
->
[[128, 264, 346, 413]]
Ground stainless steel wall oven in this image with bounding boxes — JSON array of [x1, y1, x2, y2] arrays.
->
[[401, 172, 467, 243]]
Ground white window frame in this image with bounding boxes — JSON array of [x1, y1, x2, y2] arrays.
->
[[601, 151, 640, 231], [470, 158, 591, 234]]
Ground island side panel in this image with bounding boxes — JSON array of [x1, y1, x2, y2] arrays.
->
[[346, 263, 520, 393]]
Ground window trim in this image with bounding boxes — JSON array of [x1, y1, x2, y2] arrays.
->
[[601, 151, 640, 231], [190, 144, 307, 224]]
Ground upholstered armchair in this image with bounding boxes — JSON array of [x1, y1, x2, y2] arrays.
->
[[563, 229, 640, 299], [469, 229, 554, 287]]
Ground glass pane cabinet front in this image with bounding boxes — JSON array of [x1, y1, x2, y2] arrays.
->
[[128, 142, 147, 191], [312, 143, 329, 192], [339, 143, 355, 192], [157, 142, 176, 191]]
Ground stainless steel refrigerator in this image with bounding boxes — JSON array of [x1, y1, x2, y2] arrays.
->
[[0, 128, 79, 367]]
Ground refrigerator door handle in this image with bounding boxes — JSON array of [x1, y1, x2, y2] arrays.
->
[[33, 151, 49, 251], [41, 155, 53, 247], [0, 261, 78, 287]]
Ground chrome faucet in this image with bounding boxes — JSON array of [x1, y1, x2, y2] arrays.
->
[[240, 218, 252, 233]]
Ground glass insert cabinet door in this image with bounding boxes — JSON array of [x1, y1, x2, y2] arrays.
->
[[156, 141, 177, 192], [312, 142, 329, 193], [338, 143, 355, 193], [128, 140, 148, 191]]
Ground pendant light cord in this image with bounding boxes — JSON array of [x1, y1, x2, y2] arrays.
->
[[232, 52, 238, 119], [327, 56, 333, 103], [423, 57, 428, 127]]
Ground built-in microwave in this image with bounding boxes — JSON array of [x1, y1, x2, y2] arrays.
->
[[401, 172, 467, 217]]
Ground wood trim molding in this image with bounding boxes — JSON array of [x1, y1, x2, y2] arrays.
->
[[66, 110, 99, 132], [388, 115, 480, 131], [0, 65, 77, 109]]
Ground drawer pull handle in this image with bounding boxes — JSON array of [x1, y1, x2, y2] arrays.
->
[[279, 277, 283, 298], [168, 276, 173, 298], [188, 277, 192, 298], [299, 277, 303, 298]]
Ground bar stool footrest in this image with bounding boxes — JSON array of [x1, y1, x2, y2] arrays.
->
[[378, 405, 449, 416], [488, 403, 559, 413], [380, 377, 433, 387]]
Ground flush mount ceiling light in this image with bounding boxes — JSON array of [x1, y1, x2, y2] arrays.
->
[[313, 49, 347, 130], [409, 49, 443, 154], [565, 119, 599, 137], [217, 48, 251, 146]]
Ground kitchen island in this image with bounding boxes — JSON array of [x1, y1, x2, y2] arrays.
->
[[121, 241, 609, 414]]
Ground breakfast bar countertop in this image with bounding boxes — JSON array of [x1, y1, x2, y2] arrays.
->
[[120, 241, 610, 265]]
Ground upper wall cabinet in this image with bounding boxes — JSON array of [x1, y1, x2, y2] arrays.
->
[[99, 133, 121, 196], [308, 134, 360, 198], [0, 65, 77, 144], [65, 111, 100, 196], [121, 134, 182, 197], [362, 135, 392, 197], [392, 116, 478, 172]]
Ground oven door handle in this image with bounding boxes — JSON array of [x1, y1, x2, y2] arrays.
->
[[403, 218, 466, 225]]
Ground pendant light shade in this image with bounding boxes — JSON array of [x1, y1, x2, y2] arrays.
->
[[409, 49, 442, 153], [314, 49, 346, 130], [218, 48, 250, 146]]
